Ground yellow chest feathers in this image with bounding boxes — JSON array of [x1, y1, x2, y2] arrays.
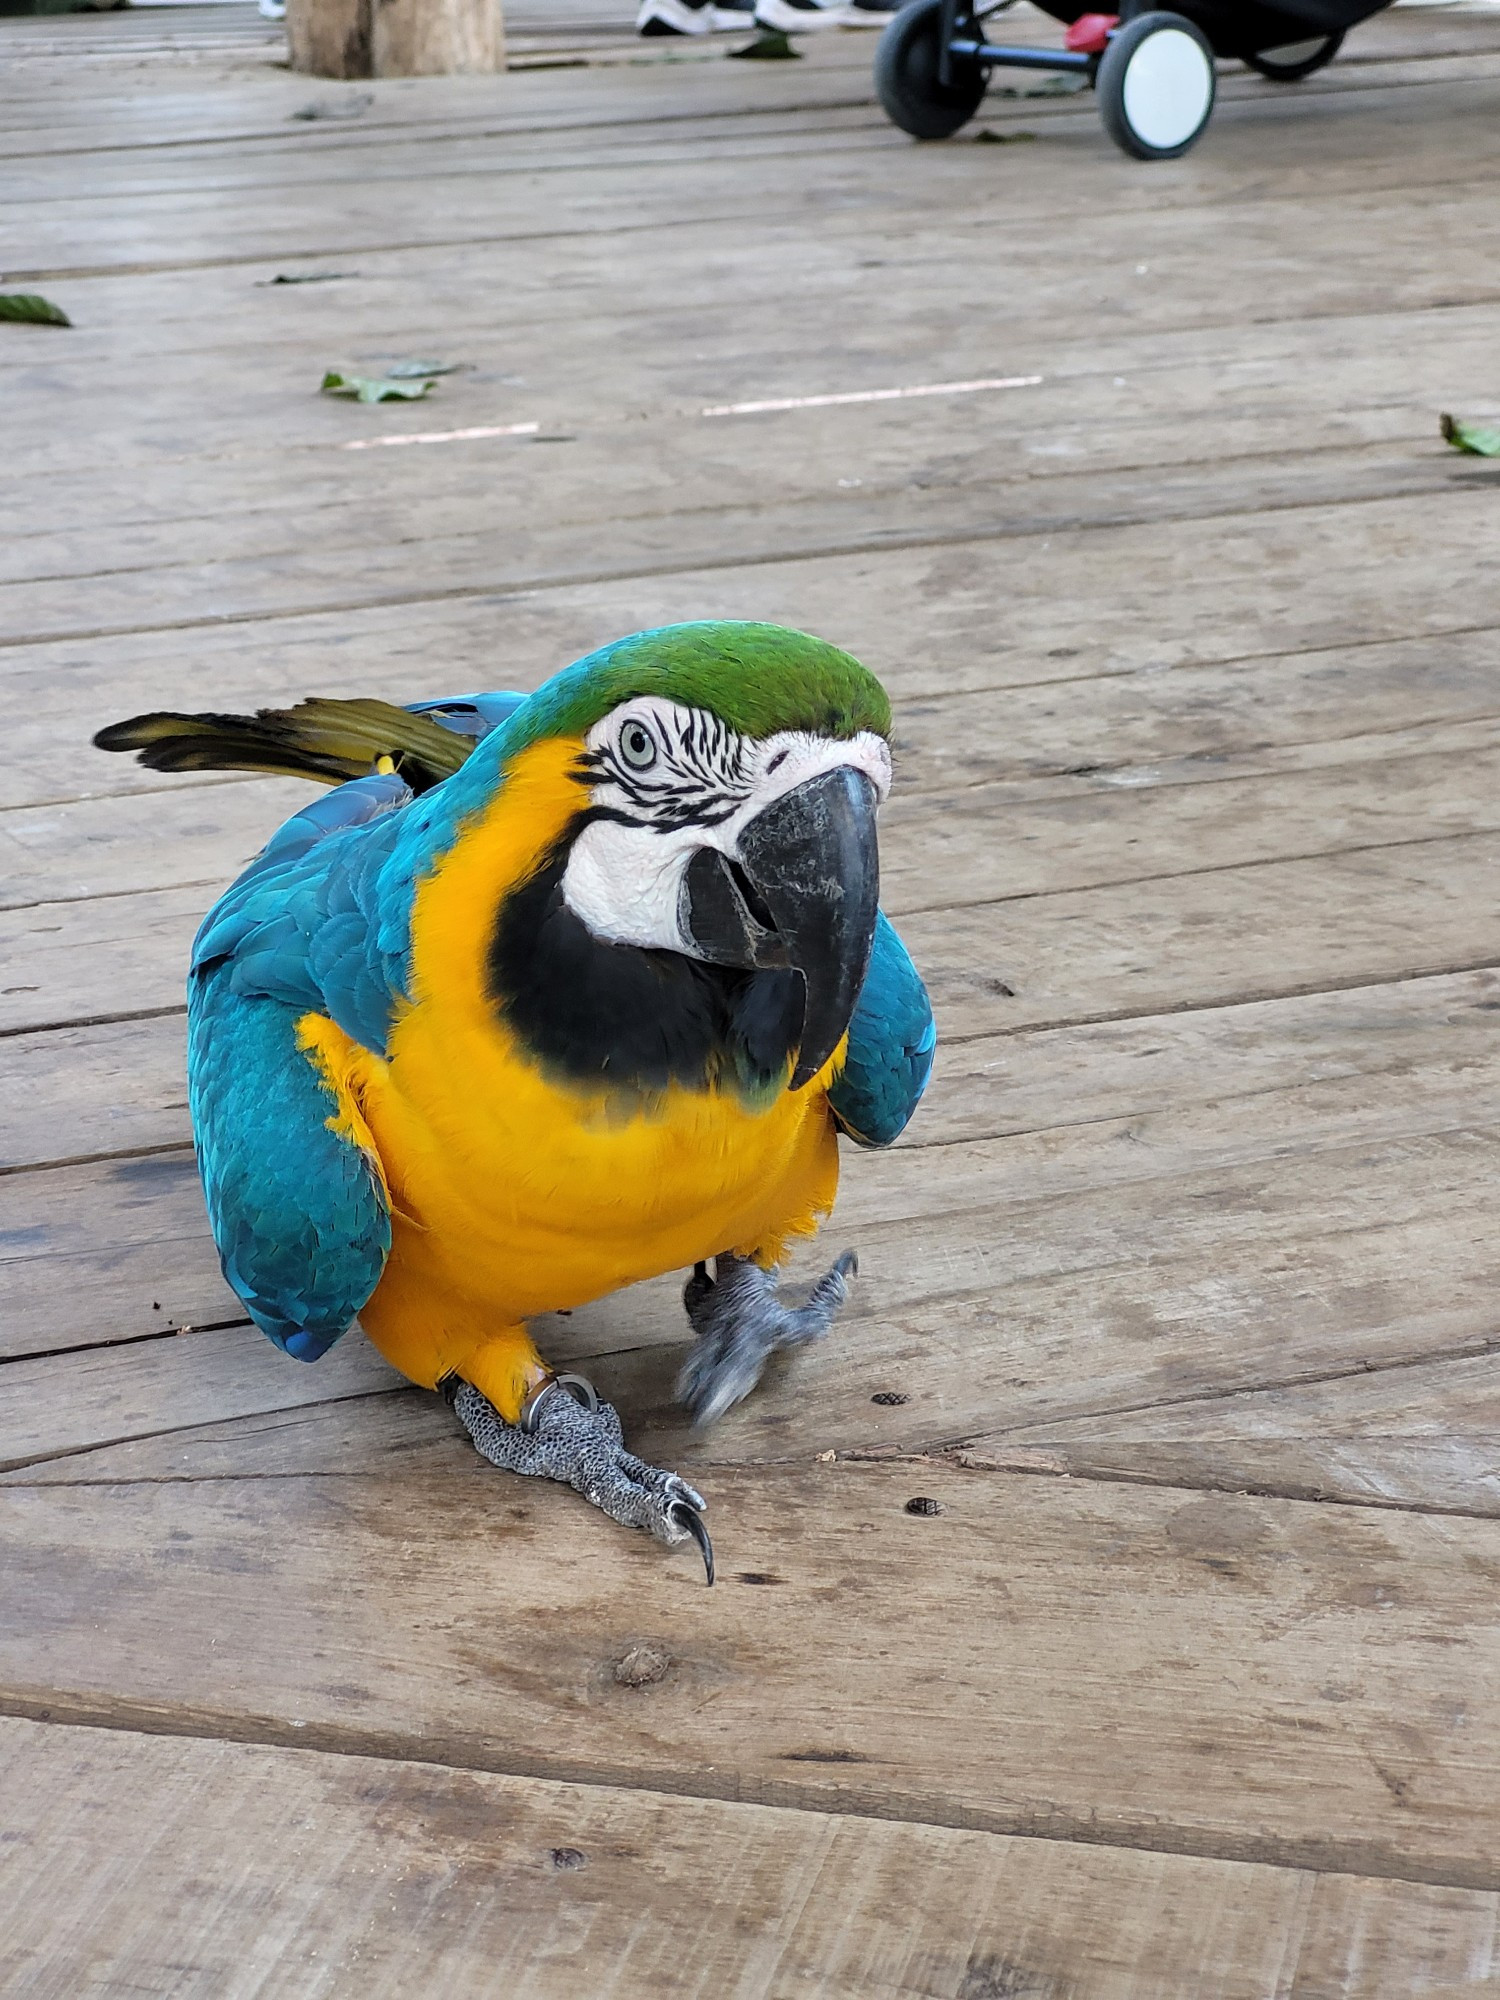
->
[[304, 736, 842, 1320]]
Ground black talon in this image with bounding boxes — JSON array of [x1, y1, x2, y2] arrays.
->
[[672, 1500, 716, 1586], [683, 1259, 716, 1317]]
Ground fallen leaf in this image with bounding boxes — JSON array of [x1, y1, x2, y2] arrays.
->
[[292, 92, 374, 121], [321, 369, 435, 403], [384, 358, 460, 378], [1440, 412, 1500, 458], [729, 28, 800, 57], [0, 293, 71, 327], [257, 272, 359, 286]]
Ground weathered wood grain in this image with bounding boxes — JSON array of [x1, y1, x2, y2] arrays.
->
[[7, 825, 1500, 1038], [979, 1352, 1500, 1519], [7, 963, 1496, 1172], [6, 3, 1500, 1976], [5, 1449, 1500, 1888], [9, 1119, 1500, 1468], [10, 1714, 1500, 2000], [14, 728, 1500, 918], [9, 493, 1497, 810], [1, 450, 1480, 653], [3, 299, 1495, 566], [17, 620, 1500, 824]]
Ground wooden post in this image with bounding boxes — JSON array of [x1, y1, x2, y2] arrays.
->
[[287, 0, 504, 78]]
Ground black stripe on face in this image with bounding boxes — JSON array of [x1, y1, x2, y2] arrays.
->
[[579, 707, 754, 832]]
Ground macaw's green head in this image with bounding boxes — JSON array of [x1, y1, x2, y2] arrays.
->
[[494, 621, 894, 1090]]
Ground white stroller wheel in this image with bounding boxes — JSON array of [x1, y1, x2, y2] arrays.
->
[[1097, 12, 1217, 159]]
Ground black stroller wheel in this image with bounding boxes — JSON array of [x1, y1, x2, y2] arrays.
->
[[1096, 11, 1216, 160], [1245, 29, 1342, 79], [876, 0, 989, 140]]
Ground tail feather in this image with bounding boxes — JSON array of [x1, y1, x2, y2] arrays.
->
[[93, 697, 474, 793]]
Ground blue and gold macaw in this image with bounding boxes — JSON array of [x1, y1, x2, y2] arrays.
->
[[97, 623, 935, 1580]]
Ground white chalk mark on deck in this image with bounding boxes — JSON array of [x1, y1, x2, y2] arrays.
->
[[701, 376, 1044, 417], [340, 422, 541, 451]]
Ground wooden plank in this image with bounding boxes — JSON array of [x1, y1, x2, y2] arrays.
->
[[7, 826, 1499, 1038], [11, 584, 1500, 820], [4, 1449, 1500, 1887], [0, 446, 1476, 652], [7, 962, 1496, 1173], [0, 1326, 400, 1473], [7, 489, 1497, 800], [4, 65, 1499, 292], [982, 1351, 1500, 1519], [8, 1715, 1500, 2000], [13, 730, 1500, 921], [5, 295, 1496, 546], [8, 1114, 1500, 1461]]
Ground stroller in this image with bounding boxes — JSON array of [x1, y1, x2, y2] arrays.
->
[[875, 0, 1390, 155]]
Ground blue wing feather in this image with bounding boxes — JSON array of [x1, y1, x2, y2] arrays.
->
[[186, 693, 529, 1359], [189, 965, 391, 1359], [406, 690, 529, 739], [829, 911, 936, 1148], [191, 771, 415, 1051]]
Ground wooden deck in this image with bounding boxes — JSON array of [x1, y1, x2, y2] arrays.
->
[[5, 2, 1500, 1991]]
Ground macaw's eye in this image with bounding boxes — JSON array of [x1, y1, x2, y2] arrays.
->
[[619, 720, 658, 772]]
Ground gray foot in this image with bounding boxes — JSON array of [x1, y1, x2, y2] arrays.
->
[[677, 1249, 857, 1430], [452, 1376, 713, 1583]]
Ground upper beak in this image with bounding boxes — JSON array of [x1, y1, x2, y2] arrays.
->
[[683, 765, 881, 1089]]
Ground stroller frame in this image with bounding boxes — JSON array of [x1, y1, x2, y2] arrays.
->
[[878, 0, 1382, 155]]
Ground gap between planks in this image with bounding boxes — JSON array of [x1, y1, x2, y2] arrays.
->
[[1, 467, 1483, 655], [7, 1709, 1500, 2000], [0, 1679, 1493, 1897], [11, 1445, 1499, 1886]]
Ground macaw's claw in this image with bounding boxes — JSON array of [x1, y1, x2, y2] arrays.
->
[[452, 1377, 714, 1584], [677, 1248, 858, 1430]]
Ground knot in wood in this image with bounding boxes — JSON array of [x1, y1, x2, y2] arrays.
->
[[613, 1643, 671, 1688]]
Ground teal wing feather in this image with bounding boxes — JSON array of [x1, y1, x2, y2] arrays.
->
[[189, 966, 391, 1360], [185, 690, 529, 1358], [188, 772, 420, 1358], [829, 911, 936, 1147]]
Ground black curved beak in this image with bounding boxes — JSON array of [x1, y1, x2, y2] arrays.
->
[[683, 765, 880, 1090]]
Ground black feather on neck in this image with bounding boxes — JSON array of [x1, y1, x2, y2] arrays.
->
[[485, 835, 803, 1100]]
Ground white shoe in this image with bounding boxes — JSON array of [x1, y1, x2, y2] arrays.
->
[[753, 0, 847, 27], [754, 0, 896, 27], [637, 0, 757, 31]]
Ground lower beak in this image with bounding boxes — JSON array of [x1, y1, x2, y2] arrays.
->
[[683, 765, 881, 1089]]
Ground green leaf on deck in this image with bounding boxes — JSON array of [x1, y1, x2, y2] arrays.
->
[[729, 29, 800, 57], [1440, 413, 1500, 458], [384, 359, 459, 378], [0, 294, 71, 327], [321, 370, 435, 404]]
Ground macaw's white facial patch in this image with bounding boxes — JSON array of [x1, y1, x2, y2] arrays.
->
[[559, 697, 890, 954]]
